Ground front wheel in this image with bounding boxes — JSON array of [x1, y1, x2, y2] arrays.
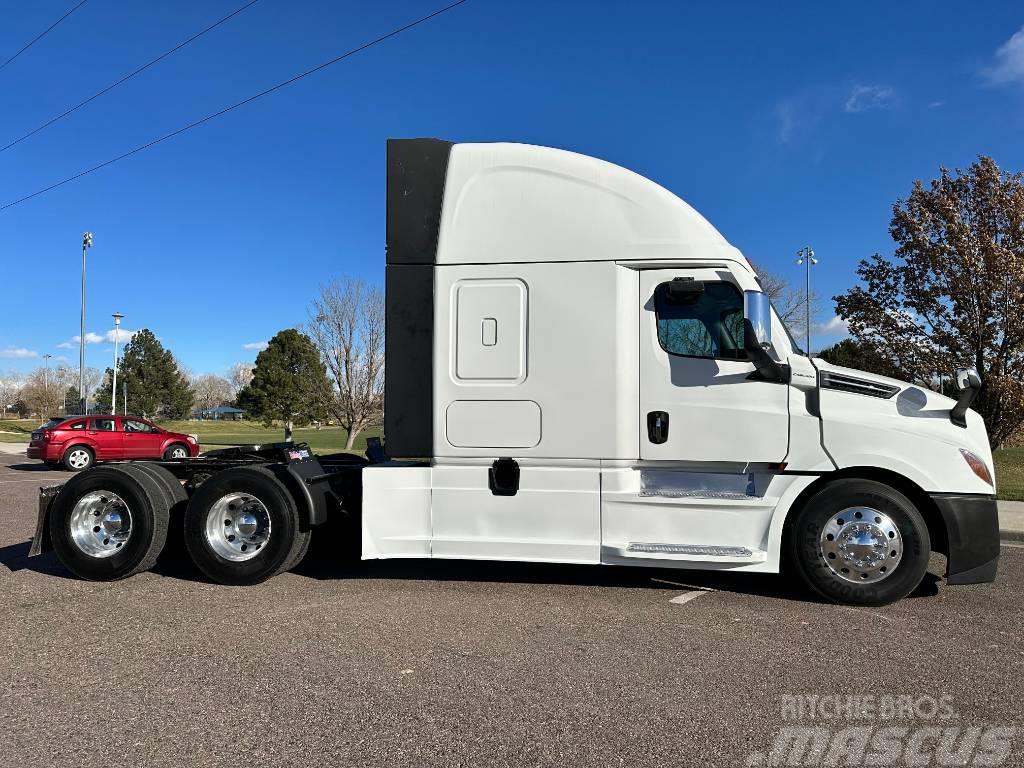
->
[[787, 478, 931, 606], [183, 466, 308, 585], [163, 443, 190, 460]]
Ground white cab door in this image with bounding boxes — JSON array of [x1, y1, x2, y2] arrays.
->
[[639, 268, 789, 463]]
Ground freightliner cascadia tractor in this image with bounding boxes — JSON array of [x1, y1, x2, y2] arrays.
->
[[29, 138, 1000, 606]]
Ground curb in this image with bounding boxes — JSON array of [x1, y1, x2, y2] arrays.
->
[[1000, 529, 1024, 544]]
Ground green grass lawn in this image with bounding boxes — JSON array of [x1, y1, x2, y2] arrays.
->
[[0, 417, 381, 454], [993, 449, 1024, 501], [159, 420, 382, 455], [0, 419, 38, 442]]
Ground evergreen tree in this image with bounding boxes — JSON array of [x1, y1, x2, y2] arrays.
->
[[95, 329, 193, 418], [238, 329, 331, 441]]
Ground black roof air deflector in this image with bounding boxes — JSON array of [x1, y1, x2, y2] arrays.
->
[[386, 138, 453, 265]]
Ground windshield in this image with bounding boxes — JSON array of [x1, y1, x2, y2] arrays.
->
[[39, 418, 65, 430]]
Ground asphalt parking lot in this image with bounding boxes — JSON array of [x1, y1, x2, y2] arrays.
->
[[1, 452, 1022, 768]]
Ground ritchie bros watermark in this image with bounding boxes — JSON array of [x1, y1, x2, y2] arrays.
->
[[746, 694, 1017, 767]]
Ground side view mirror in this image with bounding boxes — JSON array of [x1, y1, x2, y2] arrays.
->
[[955, 367, 982, 391], [950, 367, 982, 429], [743, 290, 772, 349], [742, 290, 787, 383]]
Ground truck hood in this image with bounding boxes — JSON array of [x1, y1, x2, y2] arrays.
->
[[811, 358, 995, 494]]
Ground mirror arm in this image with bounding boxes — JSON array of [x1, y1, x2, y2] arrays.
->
[[950, 387, 979, 429]]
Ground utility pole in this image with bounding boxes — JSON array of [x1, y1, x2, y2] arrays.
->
[[79, 231, 93, 413], [796, 246, 817, 355], [111, 312, 123, 415]]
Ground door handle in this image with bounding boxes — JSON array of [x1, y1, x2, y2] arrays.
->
[[647, 411, 669, 444]]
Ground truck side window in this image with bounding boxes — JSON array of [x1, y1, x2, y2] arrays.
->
[[654, 281, 746, 360]]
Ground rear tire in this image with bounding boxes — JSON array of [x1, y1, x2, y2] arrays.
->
[[48, 465, 170, 580], [63, 445, 94, 472], [183, 466, 306, 585], [787, 478, 930, 606], [130, 462, 189, 561]]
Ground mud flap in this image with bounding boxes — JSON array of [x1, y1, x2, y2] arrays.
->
[[29, 484, 64, 557]]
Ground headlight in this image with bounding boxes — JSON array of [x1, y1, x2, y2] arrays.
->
[[959, 449, 993, 486]]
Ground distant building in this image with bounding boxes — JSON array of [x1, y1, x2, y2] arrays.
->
[[195, 406, 245, 421]]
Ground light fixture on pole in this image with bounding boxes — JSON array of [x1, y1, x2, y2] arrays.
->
[[111, 312, 124, 416], [796, 246, 817, 355], [79, 231, 93, 413]]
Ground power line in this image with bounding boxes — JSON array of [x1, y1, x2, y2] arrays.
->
[[1, 0, 261, 155], [0, 0, 90, 73], [0, 0, 469, 213]]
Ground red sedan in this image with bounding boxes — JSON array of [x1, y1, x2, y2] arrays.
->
[[27, 415, 200, 471]]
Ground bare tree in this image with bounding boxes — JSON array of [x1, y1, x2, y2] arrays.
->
[[752, 262, 818, 346], [307, 278, 385, 449], [227, 362, 255, 400], [82, 367, 103, 412], [19, 368, 65, 417], [191, 373, 234, 412], [0, 372, 24, 420]]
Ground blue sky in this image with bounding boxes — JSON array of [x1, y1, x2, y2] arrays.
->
[[1, 0, 1023, 376]]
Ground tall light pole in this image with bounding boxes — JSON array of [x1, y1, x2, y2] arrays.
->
[[111, 312, 123, 416], [796, 246, 817, 355], [42, 353, 52, 390], [79, 231, 93, 413]]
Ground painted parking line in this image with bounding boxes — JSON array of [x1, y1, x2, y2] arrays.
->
[[669, 589, 713, 605], [0, 477, 61, 484]]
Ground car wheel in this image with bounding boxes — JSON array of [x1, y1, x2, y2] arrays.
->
[[787, 478, 931, 606], [163, 443, 190, 460], [183, 466, 308, 585], [48, 465, 170, 580], [63, 445, 94, 472]]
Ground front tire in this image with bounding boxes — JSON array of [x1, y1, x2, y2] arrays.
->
[[48, 465, 170, 580], [163, 443, 190, 460], [787, 479, 931, 606], [183, 466, 308, 585], [63, 445, 94, 472]]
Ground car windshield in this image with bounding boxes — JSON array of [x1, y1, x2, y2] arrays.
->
[[39, 418, 65, 430]]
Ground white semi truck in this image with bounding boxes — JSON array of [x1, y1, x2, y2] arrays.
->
[[31, 138, 1000, 606]]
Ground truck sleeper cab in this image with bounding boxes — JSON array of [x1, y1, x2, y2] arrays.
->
[[32, 139, 1000, 606], [370, 138, 999, 606]]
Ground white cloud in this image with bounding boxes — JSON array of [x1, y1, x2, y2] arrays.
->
[[983, 25, 1024, 85], [57, 329, 138, 348], [243, 341, 269, 351], [844, 85, 897, 113], [816, 315, 850, 336], [928, 100, 945, 108], [0, 347, 39, 359]]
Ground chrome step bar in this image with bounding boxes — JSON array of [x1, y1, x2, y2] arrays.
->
[[626, 542, 753, 557]]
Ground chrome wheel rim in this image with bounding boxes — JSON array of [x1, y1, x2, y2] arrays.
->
[[69, 491, 131, 558], [820, 506, 903, 584], [67, 449, 91, 470], [169, 447, 188, 459], [205, 492, 271, 562]]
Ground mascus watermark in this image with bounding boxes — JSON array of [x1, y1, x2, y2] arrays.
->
[[746, 695, 1017, 767]]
